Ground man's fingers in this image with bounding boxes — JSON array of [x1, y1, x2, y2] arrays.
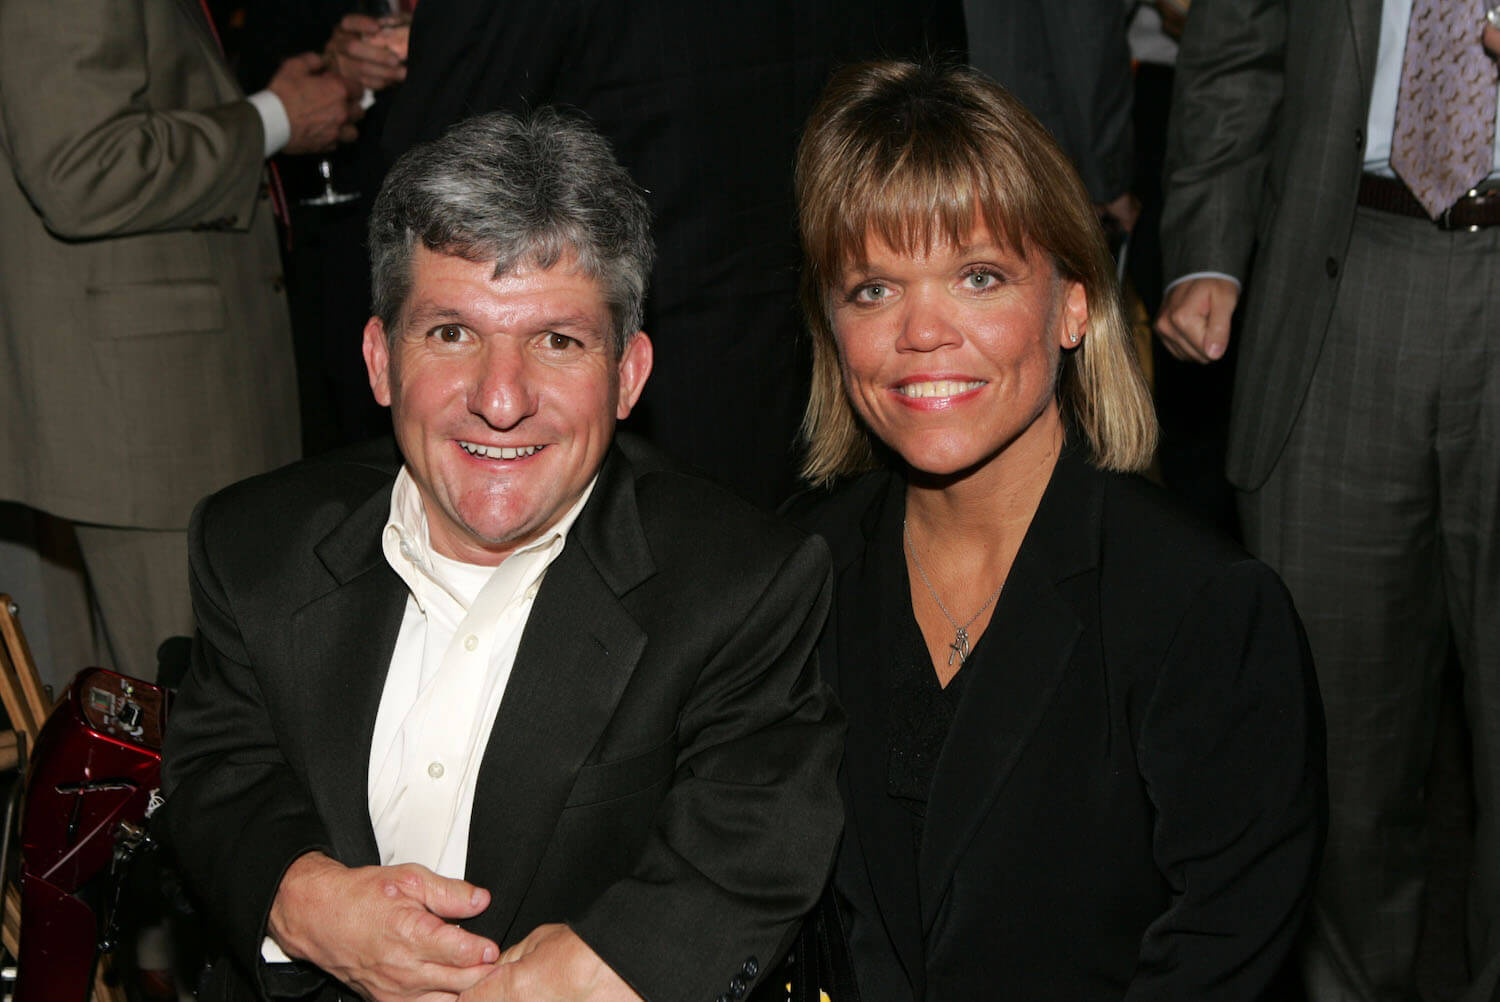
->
[[408, 960, 497, 996], [1154, 277, 1239, 364], [284, 51, 325, 75], [336, 12, 384, 36], [394, 864, 493, 921]]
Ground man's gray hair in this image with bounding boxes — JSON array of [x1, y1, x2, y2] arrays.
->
[[369, 109, 654, 353]]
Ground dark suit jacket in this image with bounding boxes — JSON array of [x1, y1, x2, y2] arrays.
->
[[1159, 0, 1379, 490], [962, 0, 1134, 203], [378, 0, 963, 509], [787, 452, 1325, 1001], [161, 434, 844, 1002]]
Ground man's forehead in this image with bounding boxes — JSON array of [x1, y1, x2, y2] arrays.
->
[[400, 245, 610, 327]]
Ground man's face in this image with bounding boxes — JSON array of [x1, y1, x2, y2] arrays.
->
[[363, 245, 652, 565]]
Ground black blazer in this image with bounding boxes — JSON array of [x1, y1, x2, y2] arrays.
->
[[787, 452, 1325, 1001], [161, 434, 845, 1002]]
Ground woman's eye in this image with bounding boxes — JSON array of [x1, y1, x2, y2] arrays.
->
[[962, 270, 999, 290], [853, 283, 888, 303]]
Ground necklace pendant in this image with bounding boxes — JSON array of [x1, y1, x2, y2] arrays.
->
[[948, 626, 970, 666]]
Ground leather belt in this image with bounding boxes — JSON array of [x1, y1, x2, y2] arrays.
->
[[1358, 173, 1500, 230]]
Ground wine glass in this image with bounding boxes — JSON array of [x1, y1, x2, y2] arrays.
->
[[300, 9, 411, 207]]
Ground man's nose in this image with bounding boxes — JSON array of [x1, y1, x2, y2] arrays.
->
[[468, 342, 538, 429], [896, 289, 962, 352]]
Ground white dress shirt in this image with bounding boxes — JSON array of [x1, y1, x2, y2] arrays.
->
[[369, 467, 595, 878], [262, 467, 594, 963]]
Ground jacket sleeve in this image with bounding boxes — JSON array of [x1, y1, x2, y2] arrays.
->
[[160, 496, 335, 1000], [569, 535, 845, 1002], [0, 0, 264, 239], [1126, 559, 1326, 1001], [1158, 0, 1289, 284]]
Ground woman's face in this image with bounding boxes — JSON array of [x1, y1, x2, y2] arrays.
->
[[831, 223, 1087, 479]]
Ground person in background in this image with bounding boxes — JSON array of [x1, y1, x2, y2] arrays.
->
[[0, 0, 361, 684], [379, 0, 965, 510], [1158, 1, 1500, 996]]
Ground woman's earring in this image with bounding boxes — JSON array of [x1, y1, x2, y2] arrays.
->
[[1069, 331, 1080, 344]]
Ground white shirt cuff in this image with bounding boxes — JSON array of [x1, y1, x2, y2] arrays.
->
[[248, 90, 292, 158], [260, 935, 293, 964], [1163, 271, 1243, 297]]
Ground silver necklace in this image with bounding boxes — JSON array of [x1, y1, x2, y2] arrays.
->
[[903, 519, 1005, 667]]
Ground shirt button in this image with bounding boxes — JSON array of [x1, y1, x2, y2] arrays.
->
[[427, 761, 445, 779], [464, 634, 478, 652]]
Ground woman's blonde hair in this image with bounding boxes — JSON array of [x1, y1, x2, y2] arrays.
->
[[796, 60, 1156, 486]]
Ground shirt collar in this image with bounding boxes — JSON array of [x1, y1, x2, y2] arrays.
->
[[382, 466, 597, 615]]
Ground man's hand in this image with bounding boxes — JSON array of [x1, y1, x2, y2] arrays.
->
[[1097, 192, 1141, 235], [325, 14, 409, 92], [268, 852, 500, 1001], [457, 925, 641, 1002], [1156, 0, 1188, 39], [1484, 19, 1500, 58], [267, 53, 365, 155], [1155, 276, 1240, 363]]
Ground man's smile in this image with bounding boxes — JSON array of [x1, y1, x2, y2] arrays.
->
[[458, 441, 545, 460]]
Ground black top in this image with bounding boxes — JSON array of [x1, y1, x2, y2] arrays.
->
[[785, 452, 1327, 1002]]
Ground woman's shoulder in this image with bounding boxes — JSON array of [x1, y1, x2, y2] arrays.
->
[[1080, 463, 1302, 655], [1088, 462, 1255, 579], [779, 468, 898, 562]]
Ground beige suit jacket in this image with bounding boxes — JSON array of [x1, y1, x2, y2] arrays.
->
[[0, 0, 299, 529]]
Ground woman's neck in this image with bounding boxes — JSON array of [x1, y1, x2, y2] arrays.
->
[[903, 411, 1064, 565]]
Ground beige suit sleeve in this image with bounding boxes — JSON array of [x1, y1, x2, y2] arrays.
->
[[0, 0, 265, 239]]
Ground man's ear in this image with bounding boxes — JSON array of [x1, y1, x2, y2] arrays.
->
[[615, 331, 653, 419], [362, 316, 393, 407]]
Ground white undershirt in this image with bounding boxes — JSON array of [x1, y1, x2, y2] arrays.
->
[[261, 467, 594, 964]]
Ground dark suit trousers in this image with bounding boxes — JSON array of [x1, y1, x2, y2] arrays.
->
[[1240, 206, 1500, 1002]]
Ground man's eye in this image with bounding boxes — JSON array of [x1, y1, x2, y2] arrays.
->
[[431, 324, 467, 343], [543, 332, 579, 350]]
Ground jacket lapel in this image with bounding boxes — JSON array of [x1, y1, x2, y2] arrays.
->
[[463, 446, 654, 944], [290, 480, 406, 866], [916, 453, 1098, 933], [835, 478, 928, 994]]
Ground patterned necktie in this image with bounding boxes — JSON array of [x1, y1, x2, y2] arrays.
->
[[1390, 0, 1500, 218]]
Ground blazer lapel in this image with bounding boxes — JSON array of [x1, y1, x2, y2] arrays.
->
[[463, 446, 653, 944], [836, 479, 927, 993], [290, 480, 406, 866], [916, 453, 1098, 933]]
